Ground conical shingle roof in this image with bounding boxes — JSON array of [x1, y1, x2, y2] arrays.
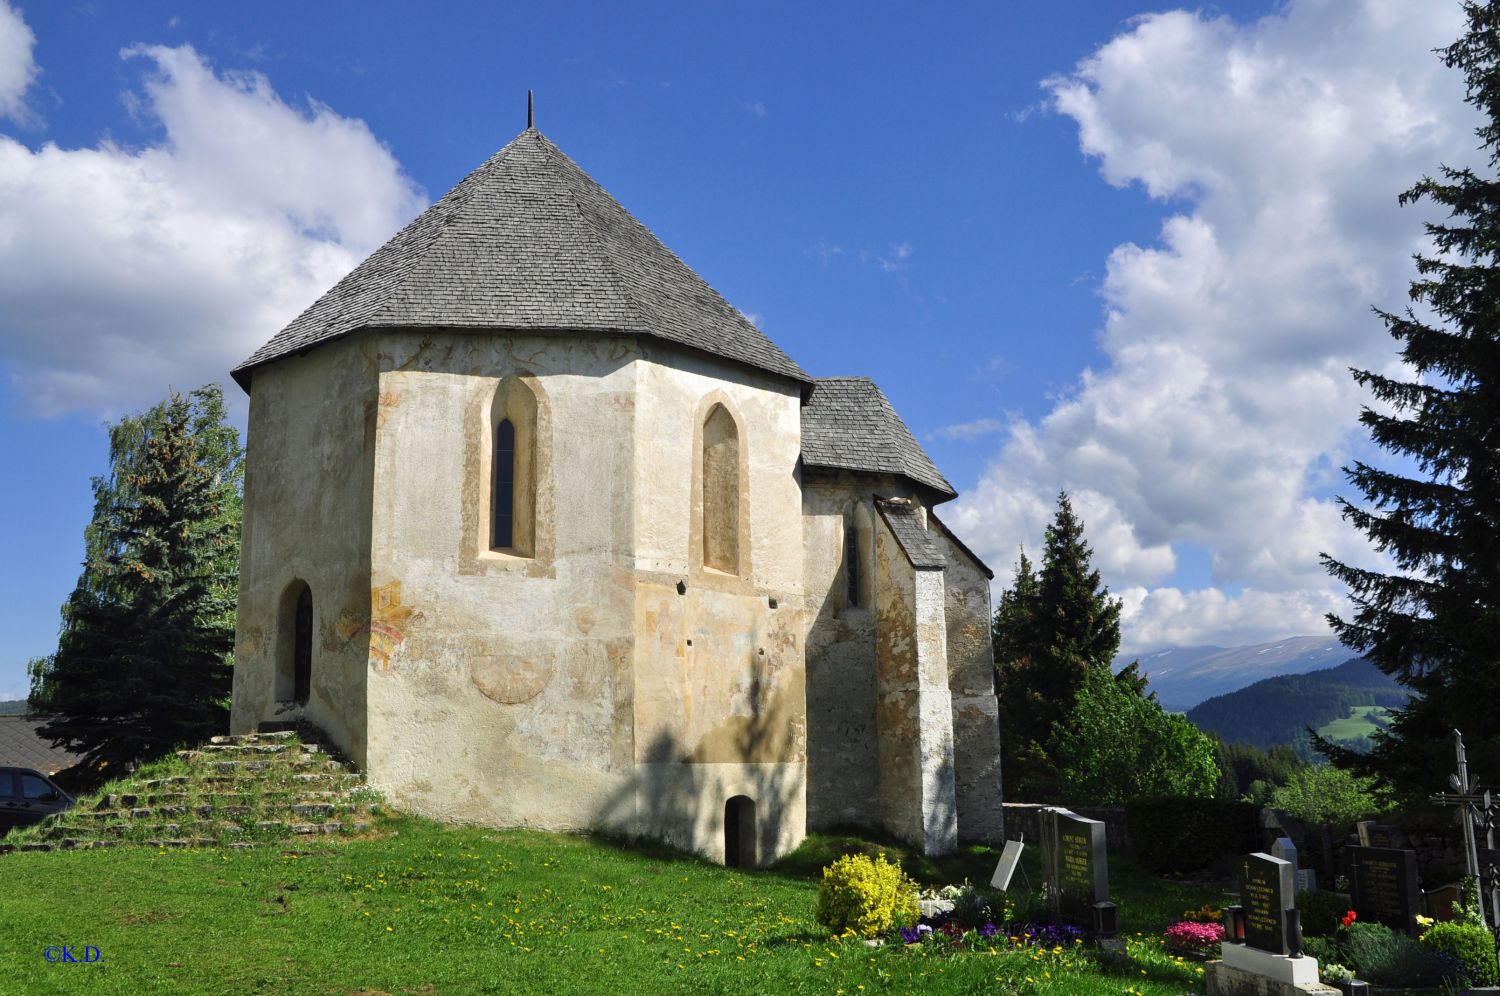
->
[[232, 129, 809, 388]]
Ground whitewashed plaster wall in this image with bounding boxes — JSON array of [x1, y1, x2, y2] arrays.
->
[[230, 336, 376, 764]]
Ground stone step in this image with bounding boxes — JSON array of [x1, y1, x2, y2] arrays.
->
[[211, 731, 296, 745], [139, 777, 190, 789]]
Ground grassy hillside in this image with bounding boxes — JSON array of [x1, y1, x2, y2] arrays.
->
[[0, 814, 1221, 995], [1186, 657, 1406, 750], [1318, 705, 1393, 742]]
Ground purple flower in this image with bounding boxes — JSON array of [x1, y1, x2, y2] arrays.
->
[[980, 922, 999, 939]]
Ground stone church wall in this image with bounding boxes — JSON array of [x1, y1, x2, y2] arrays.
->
[[802, 471, 904, 832], [361, 331, 641, 833], [627, 346, 808, 864], [230, 337, 376, 764], [932, 519, 1005, 844]]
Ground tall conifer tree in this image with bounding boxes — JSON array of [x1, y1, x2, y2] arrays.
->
[[1321, 1, 1500, 798], [994, 492, 1129, 798], [33, 387, 242, 770]]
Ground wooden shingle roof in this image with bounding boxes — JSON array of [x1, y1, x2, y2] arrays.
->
[[801, 377, 956, 500], [233, 128, 809, 389]]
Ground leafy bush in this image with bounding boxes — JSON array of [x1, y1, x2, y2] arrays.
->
[[1050, 666, 1221, 804], [813, 853, 919, 938], [1269, 765, 1377, 825], [1296, 889, 1352, 937], [1337, 921, 1454, 989], [949, 884, 1011, 930], [1124, 797, 1259, 874], [1421, 920, 1498, 986]]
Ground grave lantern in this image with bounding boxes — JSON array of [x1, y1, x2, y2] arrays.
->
[[1223, 905, 1246, 944], [1091, 900, 1117, 939]]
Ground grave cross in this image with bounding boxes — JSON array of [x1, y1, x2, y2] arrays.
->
[[1428, 730, 1499, 936]]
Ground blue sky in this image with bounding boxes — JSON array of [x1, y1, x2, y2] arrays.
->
[[0, 1, 1479, 700]]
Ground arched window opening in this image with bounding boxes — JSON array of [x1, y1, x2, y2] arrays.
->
[[845, 517, 862, 608], [724, 795, 757, 868], [276, 579, 313, 705], [488, 379, 538, 556], [702, 405, 740, 574], [293, 585, 313, 705], [493, 418, 516, 549]]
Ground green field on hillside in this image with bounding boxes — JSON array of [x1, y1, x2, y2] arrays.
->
[[1317, 705, 1392, 742], [0, 814, 1225, 995]]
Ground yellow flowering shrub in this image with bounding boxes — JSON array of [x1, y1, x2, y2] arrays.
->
[[813, 853, 920, 938]]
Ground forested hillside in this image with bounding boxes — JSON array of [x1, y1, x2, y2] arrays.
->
[[0, 699, 27, 716], [1186, 658, 1406, 750]]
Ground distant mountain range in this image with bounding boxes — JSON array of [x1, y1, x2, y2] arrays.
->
[[1117, 635, 1354, 711], [0, 699, 28, 716], [1186, 657, 1406, 750]]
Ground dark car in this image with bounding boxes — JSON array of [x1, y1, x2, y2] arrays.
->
[[0, 767, 74, 834]]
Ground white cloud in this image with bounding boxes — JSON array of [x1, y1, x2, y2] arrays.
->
[[932, 417, 1005, 442], [950, 0, 1475, 650], [742, 99, 768, 120], [0, 0, 37, 122], [0, 41, 426, 415]]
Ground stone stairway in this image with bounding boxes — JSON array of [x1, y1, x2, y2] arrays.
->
[[0, 731, 376, 853]]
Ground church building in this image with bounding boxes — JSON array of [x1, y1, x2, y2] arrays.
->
[[228, 126, 1003, 864]]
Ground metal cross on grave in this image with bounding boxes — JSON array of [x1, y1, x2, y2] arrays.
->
[[1428, 729, 1499, 935]]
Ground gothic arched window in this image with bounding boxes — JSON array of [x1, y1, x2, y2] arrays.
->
[[701, 404, 740, 574], [490, 380, 538, 556]]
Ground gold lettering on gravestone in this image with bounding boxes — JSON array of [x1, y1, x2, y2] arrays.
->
[[1363, 858, 1399, 916], [1244, 875, 1277, 936], [1059, 830, 1091, 892]]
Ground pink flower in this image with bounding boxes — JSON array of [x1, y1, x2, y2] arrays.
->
[[1164, 920, 1226, 951]]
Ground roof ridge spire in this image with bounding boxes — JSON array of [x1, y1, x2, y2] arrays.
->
[[527, 89, 534, 130]]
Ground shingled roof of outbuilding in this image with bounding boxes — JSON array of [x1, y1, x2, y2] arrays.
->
[[800, 377, 956, 500], [232, 128, 809, 389]]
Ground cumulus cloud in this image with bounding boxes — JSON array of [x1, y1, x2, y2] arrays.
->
[[948, 0, 1477, 652], [0, 38, 426, 415], [0, 0, 37, 122], [932, 417, 1005, 442]]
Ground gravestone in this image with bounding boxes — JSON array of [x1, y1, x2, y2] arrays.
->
[[1271, 836, 1316, 894], [991, 839, 1024, 891], [1348, 845, 1420, 935], [1045, 808, 1110, 925], [1357, 821, 1405, 849], [1238, 852, 1295, 955]]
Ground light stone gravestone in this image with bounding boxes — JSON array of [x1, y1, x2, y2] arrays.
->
[[1272, 836, 1317, 894], [991, 838, 1024, 891]]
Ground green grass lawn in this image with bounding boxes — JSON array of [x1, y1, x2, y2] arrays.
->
[[1317, 705, 1391, 742], [0, 815, 1226, 995]]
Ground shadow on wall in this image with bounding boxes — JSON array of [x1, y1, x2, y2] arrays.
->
[[589, 680, 803, 868]]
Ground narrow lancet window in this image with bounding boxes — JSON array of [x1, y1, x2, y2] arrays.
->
[[845, 518, 861, 607], [493, 418, 516, 549], [292, 583, 312, 705], [702, 405, 740, 574]]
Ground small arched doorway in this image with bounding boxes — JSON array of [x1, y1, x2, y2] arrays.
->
[[724, 795, 756, 869], [275, 580, 315, 705]]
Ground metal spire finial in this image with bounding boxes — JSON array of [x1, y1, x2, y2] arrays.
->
[[527, 90, 534, 129]]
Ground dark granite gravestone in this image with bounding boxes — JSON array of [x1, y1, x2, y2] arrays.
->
[[1357, 821, 1405, 849], [1349, 846, 1420, 934], [1238, 852, 1295, 955], [1050, 809, 1109, 924]]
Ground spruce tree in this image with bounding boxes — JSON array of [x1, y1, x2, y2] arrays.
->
[[35, 387, 242, 771], [1320, 1, 1500, 799], [994, 492, 1129, 799]]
